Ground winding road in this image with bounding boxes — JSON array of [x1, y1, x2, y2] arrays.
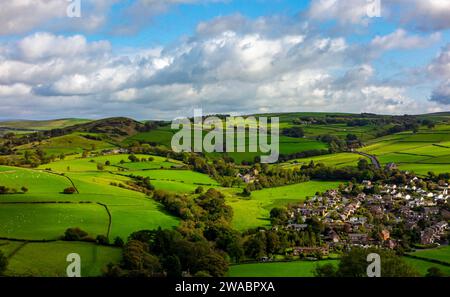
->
[[353, 151, 381, 169]]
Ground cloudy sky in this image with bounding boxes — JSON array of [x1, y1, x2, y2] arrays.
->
[[0, 0, 450, 120]]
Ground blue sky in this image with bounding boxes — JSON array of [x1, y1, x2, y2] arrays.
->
[[0, 0, 449, 120]]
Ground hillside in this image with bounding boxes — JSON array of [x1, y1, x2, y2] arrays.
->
[[0, 119, 90, 131]]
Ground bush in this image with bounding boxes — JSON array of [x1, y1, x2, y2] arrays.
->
[[195, 186, 204, 194], [21, 186, 29, 193], [64, 227, 88, 241], [113, 236, 124, 247], [96, 235, 109, 246], [63, 187, 77, 194]]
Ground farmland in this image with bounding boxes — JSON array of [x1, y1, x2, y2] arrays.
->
[[228, 260, 339, 277], [0, 241, 121, 277], [227, 181, 342, 230], [0, 112, 449, 277], [0, 155, 180, 275], [361, 125, 450, 175]]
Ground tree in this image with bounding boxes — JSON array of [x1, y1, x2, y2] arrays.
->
[[63, 187, 76, 194], [21, 186, 28, 193], [358, 159, 370, 171], [426, 267, 445, 277], [314, 263, 337, 277], [241, 187, 252, 197], [195, 186, 204, 194], [97, 163, 105, 171], [334, 247, 418, 277], [128, 154, 139, 162], [96, 235, 109, 245], [0, 251, 7, 275], [113, 237, 124, 247], [282, 126, 304, 138], [163, 255, 182, 277], [64, 227, 88, 241], [244, 236, 266, 259]]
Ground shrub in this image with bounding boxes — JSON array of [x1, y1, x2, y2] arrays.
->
[[63, 187, 77, 194], [113, 237, 124, 247], [64, 227, 88, 241], [96, 235, 109, 246]]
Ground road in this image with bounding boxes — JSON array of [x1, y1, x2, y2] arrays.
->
[[353, 151, 381, 169]]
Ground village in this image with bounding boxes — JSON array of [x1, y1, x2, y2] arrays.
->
[[279, 176, 450, 257]]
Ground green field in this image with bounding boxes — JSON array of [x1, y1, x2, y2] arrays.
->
[[227, 181, 342, 230], [403, 257, 450, 276], [281, 153, 369, 169], [16, 133, 114, 156], [228, 260, 338, 277], [38, 154, 182, 172], [0, 165, 72, 192], [0, 160, 179, 245], [0, 203, 109, 240], [407, 246, 450, 265], [0, 119, 90, 131], [0, 241, 121, 277], [361, 125, 450, 175]]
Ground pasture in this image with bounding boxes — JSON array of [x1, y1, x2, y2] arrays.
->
[[407, 246, 450, 265], [361, 126, 450, 175], [228, 260, 338, 277], [0, 165, 72, 193], [38, 154, 182, 172], [281, 153, 369, 169], [0, 203, 109, 240], [1, 241, 121, 277], [15, 133, 114, 156], [227, 181, 342, 230]]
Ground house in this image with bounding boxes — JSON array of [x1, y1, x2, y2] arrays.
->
[[327, 230, 340, 243], [380, 229, 390, 241], [286, 224, 308, 231], [348, 233, 368, 245], [291, 247, 329, 257], [385, 163, 398, 171]]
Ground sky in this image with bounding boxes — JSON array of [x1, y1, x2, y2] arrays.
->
[[0, 0, 450, 120]]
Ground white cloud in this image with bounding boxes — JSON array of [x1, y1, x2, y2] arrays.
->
[[371, 29, 441, 51]]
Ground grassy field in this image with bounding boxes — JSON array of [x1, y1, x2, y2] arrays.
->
[[281, 153, 369, 169], [0, 119, 90, 131], [361, 125, 450, 175], [227, 181, 342, 230], [403, 257, 450, 276], [0, 203, 109, 240], [0, 165, 72, 192], [0, 159, 180, 243], [229, 258, 450, 277], [16, 133, 114, 156], [0, 241, 121, 277], [228, 260, 338, 277], [38, 154, 182, 172], [407, 246, 450, 265]]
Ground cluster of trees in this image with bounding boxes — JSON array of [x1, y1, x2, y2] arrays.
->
[[242, 224, 324, 259], [282, 126, 304, 138], [314, 247, 419, 277], [0, 185, 28, 194], [106, 188, 238, 277], [105, 229, 229, 277]]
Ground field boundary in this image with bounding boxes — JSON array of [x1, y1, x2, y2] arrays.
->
[[97, 203, 112, 239], [6, 241, 29, 259], [42, 170, 80, 193], [404, 254, 450, 267]]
